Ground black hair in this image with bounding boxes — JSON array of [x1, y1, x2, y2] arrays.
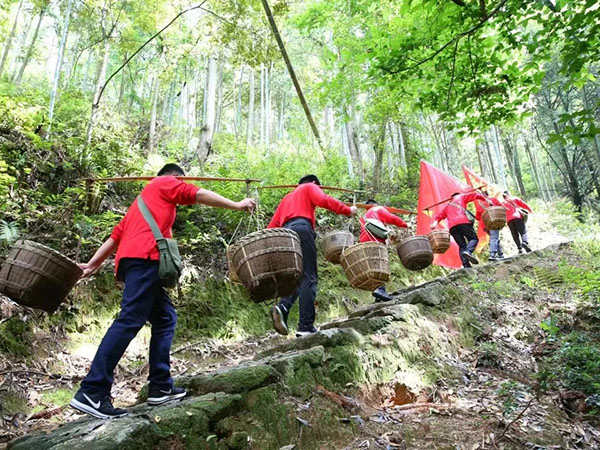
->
[[502, 190, 509, 196], [157, 163, 185, 177], [451, 192, 461, 197], [298, 174, 321, 185], [365, 199, 378, 205]]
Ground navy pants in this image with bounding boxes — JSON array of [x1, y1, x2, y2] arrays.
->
[[450, 223, 479, 267], [80, 258, 177, 399], [278, 218, 317, 331], [508, 218, 528, 249]]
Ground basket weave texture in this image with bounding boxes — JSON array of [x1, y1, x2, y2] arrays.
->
[[428, 230, 451, 254], [340, 242, 390, 291], [0, 240, 82, 312], [397, 236, 434, 271], [321, 231, 355, 264], [226, 244, 241, 284], [482, 206, 506, 230], [231, 228, 303, 302]]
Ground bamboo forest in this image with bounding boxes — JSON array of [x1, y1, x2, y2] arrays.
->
[[1, 0, 600, 448]]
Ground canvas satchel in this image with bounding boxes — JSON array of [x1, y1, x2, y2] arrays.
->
[[137, 195, 182, 288], [449, 201, 476, 224]]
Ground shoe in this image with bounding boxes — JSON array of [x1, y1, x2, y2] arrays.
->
[[372, 286, 392, 303], [296, 326, 318, 338], [271, 305, 289, 335], [462, 251, 479, 265], [488, 254, 498, 262], [522, 243, 532, 253], [518, 248, 524, 255], [70, 391, 128, 419], [147, 386, 187, 406]]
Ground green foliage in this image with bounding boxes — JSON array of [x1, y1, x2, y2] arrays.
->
[[497, 381, 522, 417], [0, 318, 32, 357]]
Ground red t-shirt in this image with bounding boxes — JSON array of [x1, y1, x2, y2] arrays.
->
[[503, 197, 532, 222], [110, 176, 199, 275], [267, 183, 352, 229], [359, 206, 407, 243], [433, 192, 486, 229]]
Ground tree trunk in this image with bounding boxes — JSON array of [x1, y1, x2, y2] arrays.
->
[[14, 5, 45, 85], [47, 0, 74, 136], [148, 74, 159, 154], [0, 0, 24, 78], [523, 136, 545, 200], [260, 64, 265, 146], [247, 68, 255, 147], [483, 132, 498, 184], [197, 56, 218, 164], [397, 122, 407, 170], [500, 130, 526, 197], [235, 69, 243, 138], [344, 112, 364, 182], [85, 38, 111, 147], [340, 123, 353, 176], [491, 125, 507, 188], [214, 60, 224, 134], [372, 124, 386, 191]]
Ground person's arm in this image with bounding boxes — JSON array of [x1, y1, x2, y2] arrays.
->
[[379, 208, 408, 228], [514, 198, 532, 212], [431, 207, 446, 228], [196, 188, 256, 212], [78, 237, 118, 277], [307, 184, 355, 216]]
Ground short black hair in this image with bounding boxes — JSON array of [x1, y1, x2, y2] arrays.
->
[[157, 163, 185, 177], [366, 199, 378, 205], [298, 174, 321, 185], [502, 190, 509, 196], [451, 192, 461, 197]]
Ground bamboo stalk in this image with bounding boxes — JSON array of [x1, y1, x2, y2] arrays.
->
[[83, 176, 262, 183], [258, 184, 362, 193]]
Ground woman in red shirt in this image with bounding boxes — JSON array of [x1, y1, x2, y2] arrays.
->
[[502, 191, 533, 254], [359, 199, 407, 302]]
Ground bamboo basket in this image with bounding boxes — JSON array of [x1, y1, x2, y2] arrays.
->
[[482, 206, 506, 230], [226, 243, 241, 284], [321, 231, 355, 264], [0, 240, 82, 313], [397, 236, 434, 271], [340, 242, 390, 291], [427, 230, 451, 254], [231, 228, 303, 302]]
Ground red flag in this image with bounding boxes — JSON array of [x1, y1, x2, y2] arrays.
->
[[462, 166, 502, 252], [416, 161, 469, 269]]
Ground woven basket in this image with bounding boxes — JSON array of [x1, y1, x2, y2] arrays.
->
[[428, 230, 451, 254], [0, 240, 82, 312], [321, 231, 355, 264], [397, 236, 434, 271], [226, 244, 241, 284], [340, 242, 390, 291], [482, 206, 506, 230], [231, 228, 303, 302]]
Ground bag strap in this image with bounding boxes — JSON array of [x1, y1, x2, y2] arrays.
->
[[137, 195, 164, 241]]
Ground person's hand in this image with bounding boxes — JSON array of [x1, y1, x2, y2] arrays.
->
[[349, 206, 358, 216], [78, 262, 100, 278], [431, 220, 438, 229], [237, 198, 256, 212]]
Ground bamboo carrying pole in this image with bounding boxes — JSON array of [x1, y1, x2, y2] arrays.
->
[[258, 184, 362, 193], [345, 203, 417, 215], [423, 184, 487, 211], [83, 176, 262, 183]]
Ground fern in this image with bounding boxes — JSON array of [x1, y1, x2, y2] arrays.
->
[[0, 220, 19, 244]]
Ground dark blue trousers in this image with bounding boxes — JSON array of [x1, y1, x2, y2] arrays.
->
[[80, 258, 177, 399], [278, 218, 318, 331]]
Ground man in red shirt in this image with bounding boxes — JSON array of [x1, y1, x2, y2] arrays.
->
[[431, 191, 487, 267], [70, 164, 255, 419], [270, 175, 357, 337], [502, 190, 533, 254], [474, 190, 505, 261], [359, 199, 407, 302]]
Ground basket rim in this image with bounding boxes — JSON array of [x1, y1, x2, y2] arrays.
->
[[12, 240, 82, 274], [232, 228, 300, 247]]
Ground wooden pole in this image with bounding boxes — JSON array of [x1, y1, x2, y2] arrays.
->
[[345, 203, 417, 215], [259, 0, 324, 151], [423, 184, 487, 210], [83, 176, 262, 183], [258, 184, 362, 193]]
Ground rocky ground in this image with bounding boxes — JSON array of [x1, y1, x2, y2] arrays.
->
[[4, 241, 600, 449]]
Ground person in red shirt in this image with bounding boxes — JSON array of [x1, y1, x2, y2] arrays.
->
[[270, 175, 357, 337], [502, 190, 533, 254], [359, 199, 407, 302], [474, 190, 505, 261], [70, 163, 255, 419], [431, 191, 487, 267]]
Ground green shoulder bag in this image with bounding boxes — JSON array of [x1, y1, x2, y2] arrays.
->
[[137, 195, 182, 288]]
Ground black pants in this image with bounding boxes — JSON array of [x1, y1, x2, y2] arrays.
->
[[450, 223, 479, 268], [278, 218, 317, 330], [508, 218, 528, 249]]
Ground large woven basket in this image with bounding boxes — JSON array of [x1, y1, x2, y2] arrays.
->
[[340, 242, 389, 291], [321, 231, 355, 264], [482, 206, 506, 230], [226, 244, 241, 284], [397, 236, 434, 271], [428, 230, 451, 254], [231, 228, 303, 302], [0, 240, 82, 312]]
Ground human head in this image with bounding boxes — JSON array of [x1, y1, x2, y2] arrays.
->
[[365, 199, 378, 205], [157, 163, 185, 177], [298, 174, 321, 185], [481, 189, 489, 196], [502, 190, 509, 199]]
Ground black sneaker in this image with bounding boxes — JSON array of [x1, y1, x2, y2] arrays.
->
[[70, 391, 128, 419], [372, 286, 392, 303], [462, 251, 479, 265], [271, 305, 289, 335], [147, 386, 187, 406], [518, 248, 524, 255], [522, 243, 532, 253], [488, 254, 498, 262], [296, 326, 318, 338]]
